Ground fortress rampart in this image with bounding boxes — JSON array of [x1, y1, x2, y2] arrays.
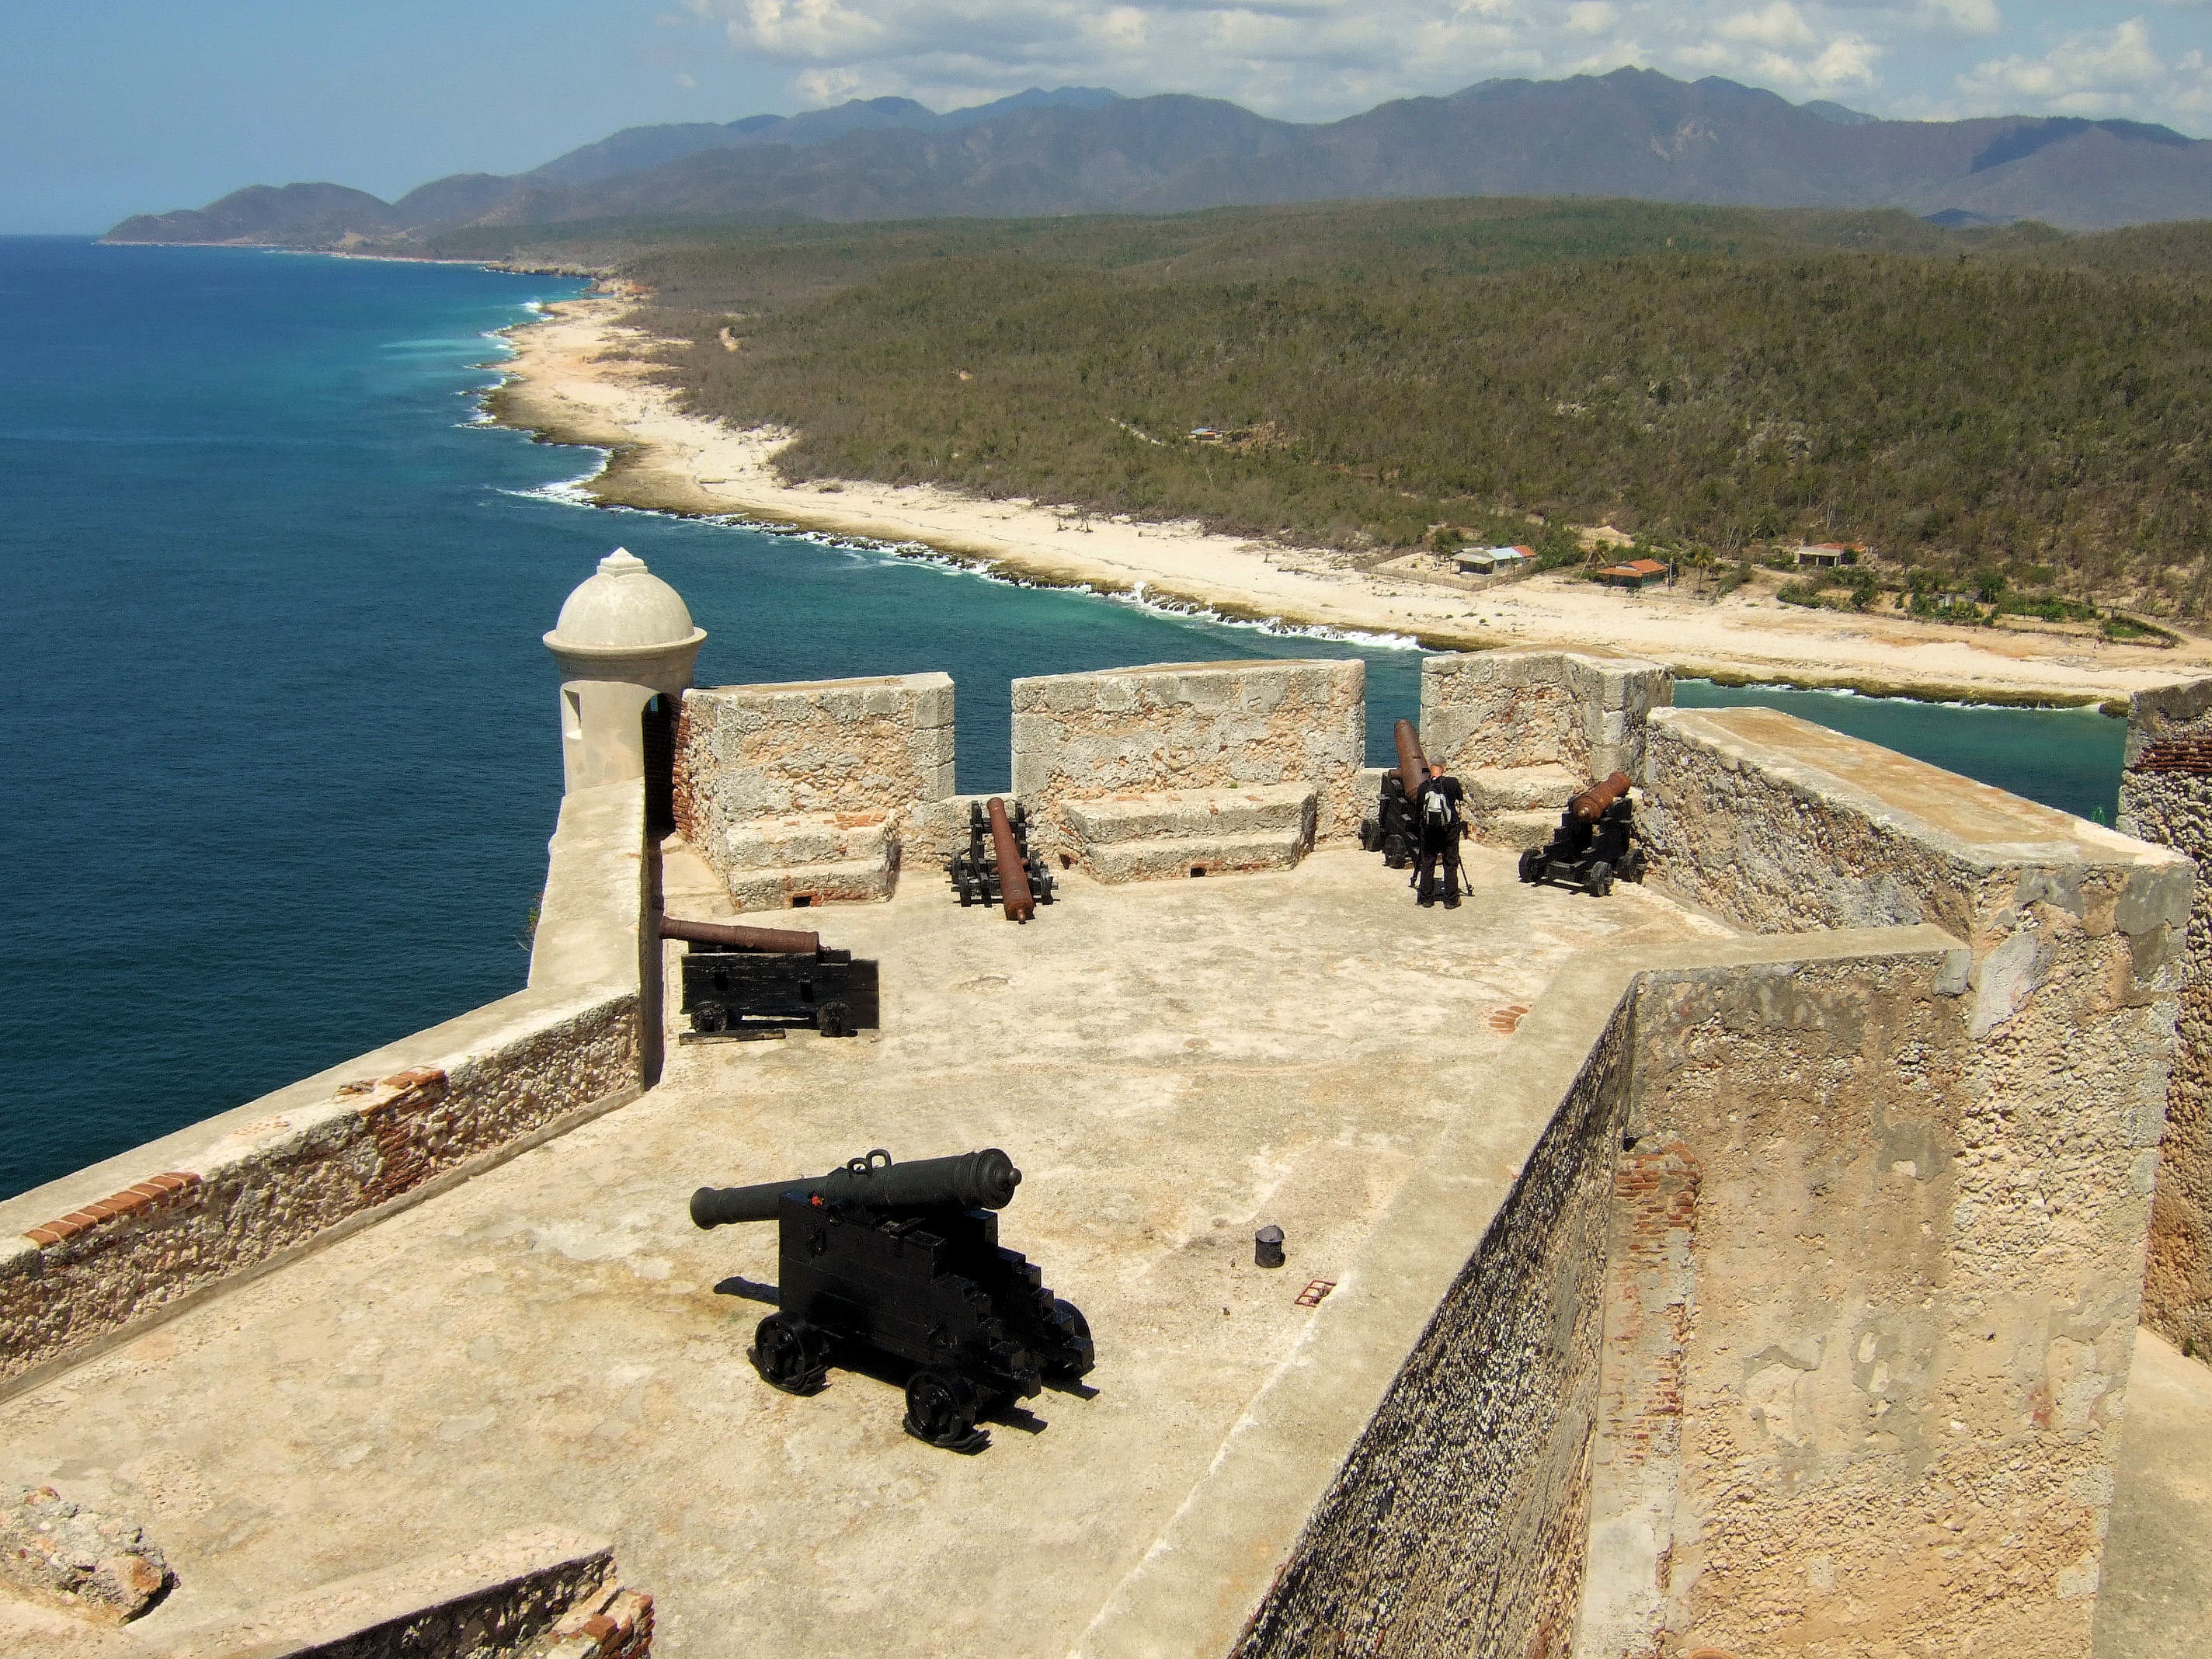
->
[[0, 593, 2201, 1659], [2120, 678, 2212, 1367]]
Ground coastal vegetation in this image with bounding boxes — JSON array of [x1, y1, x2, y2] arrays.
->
[[451, 197, 2212, 614]]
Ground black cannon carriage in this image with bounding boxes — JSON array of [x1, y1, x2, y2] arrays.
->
[[948, 797, 1055, 918], [690, 1148, 1094, 1451], [1358, 720, 1431, 869], [668, 917, 879, 1038], [1518, 771, 1647, 897]]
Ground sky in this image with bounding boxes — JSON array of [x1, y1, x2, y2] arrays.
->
[[5, 0, 2210, 232]]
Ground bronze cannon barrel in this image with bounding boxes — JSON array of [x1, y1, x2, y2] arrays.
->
[[690, 1148, 1023, 1229], [661, 916, 821, 955], [987, 796, 1036, 922], [1570, 771, 1633, 821], [1393, 719, 1429, 802]]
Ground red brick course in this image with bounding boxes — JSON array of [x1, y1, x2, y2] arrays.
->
[[21, 1173, 202, 1250], [2132, 738, 2212, 774]]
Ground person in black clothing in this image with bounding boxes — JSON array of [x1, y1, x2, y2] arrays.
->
[[1414, 761, 1466, 908]]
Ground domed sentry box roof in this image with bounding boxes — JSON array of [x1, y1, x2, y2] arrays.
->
[[544, 548, 707, 687]]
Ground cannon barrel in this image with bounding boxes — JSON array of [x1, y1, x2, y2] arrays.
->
[[1393, 720, 1429, 803], [661, 916, 821, 955], [1570, 771, 1633, 821], [690, 1147, 1022, 1229], [987, 797, 1036, 923]]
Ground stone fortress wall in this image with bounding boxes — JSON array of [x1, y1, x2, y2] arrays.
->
[[666, 651, 1662, 903], [5, 592, 2207, 1659], [2120, 678, 2212, 1367]]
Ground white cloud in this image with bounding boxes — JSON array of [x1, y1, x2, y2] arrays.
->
[[1720, 2, 1818, 50], [1956, 16, 2212, 122], [680, 0, 2210, 131]]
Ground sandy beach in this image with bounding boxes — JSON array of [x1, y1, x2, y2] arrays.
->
[[493, 294, 2211, 705]]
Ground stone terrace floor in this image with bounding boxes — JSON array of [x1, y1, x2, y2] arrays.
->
[[0, 847, 1720, 1656], [2, 844, 2206, 1656]]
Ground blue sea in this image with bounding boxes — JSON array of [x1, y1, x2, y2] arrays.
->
[[0, 237, 2128, 1200]]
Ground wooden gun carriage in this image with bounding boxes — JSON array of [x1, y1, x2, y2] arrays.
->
[[666, 917, 879, 1038]]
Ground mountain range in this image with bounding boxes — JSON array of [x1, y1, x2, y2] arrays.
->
[[103, 69, 2212, 244]]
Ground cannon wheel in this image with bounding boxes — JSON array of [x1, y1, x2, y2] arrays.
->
[[904, 1366, 987, 1452], [1045, 1298, 1095, 1381], [1518, 847, 1545, 885], [750, 1314, 827, 1394], [819, 1001, 852, 1039], [1381, 832, 1408, 868], [692, 1000, 726, 1035], [1359, 816, 1382, 853], [1584, 859, 1614, 898], [1621, 847, 1647, 884]]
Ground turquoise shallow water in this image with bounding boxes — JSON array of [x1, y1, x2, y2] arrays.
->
[[1671, 680, 2128, 826], [0, 238, 2130, 1201]]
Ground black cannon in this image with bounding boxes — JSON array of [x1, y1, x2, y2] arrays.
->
[[666, 917, 879, 1038], [1518, 771, 1647, 897], [948, 798, 1056, 918], [1358, 720, 1428, 869], [690, 1148, 1094, 1451]]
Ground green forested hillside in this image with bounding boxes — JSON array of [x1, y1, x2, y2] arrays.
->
[[464, 198, 2212, 612]]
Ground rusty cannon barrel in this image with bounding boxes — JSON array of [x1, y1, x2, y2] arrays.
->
[[660, 916, 822, 955], [987, 796, 1036, 922], [1393, 719, 1430, 802], [690, 1147, 1022, 1229], [1570, 771, 1633, 822]]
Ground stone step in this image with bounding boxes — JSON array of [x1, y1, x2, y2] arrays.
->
[[1063, 784, 1316, 846], [719, 812, 890, 871], [1467, 810, 1557, 850], [1085, 829, 1307, 885], [1466, 764, 1578, 812], [727, 854, 893, 912]]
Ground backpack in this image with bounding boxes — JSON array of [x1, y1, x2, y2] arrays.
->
[[1423, 783, 1459, 829]]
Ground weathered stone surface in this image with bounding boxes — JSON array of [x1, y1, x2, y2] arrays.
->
[[674, 674, 953, 907], [1, 1487, 170, 1622], [1060, 784, 1317, 883], [675, 674, 953, 822], [1083, 829, 1309, 884], [727, 853, 895, 912], [1420, 649, 1671, 788], [1463, 762, 1577, 812], [2120, 677, 2212, 1369], [1011, 659, 1364, 851], [1063, 784, 1316, 845], [1609, 704, 2187, 1655]]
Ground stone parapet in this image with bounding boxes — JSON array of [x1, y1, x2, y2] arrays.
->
[[1010, 659, 1363, 854], [1419, 649, 1671, 788], [2120, 676, 2212, 1367], [674, 674, 953, 909]]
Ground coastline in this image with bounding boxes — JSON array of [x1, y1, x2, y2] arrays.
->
[[490, 294, 2211, 708]]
